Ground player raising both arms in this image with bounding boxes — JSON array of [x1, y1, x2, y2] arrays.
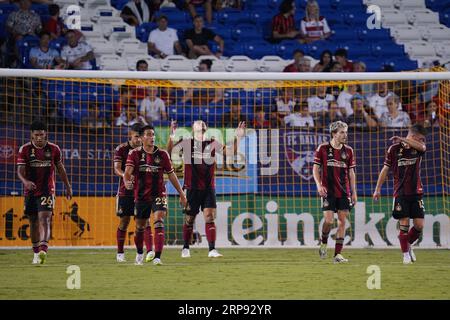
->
[[17, 121, 72, 264], [167, 120, 246, 259], [313, 121, 357, 263], [114, 123, 156, 263], [373, 124, 427, 264], [124, 125, 187, 265]]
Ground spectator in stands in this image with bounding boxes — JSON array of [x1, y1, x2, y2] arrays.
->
[[317, 100, 344, 128], [403, 93, 425, 124], [222, 99, 246, 127], [271, 0, 300, 42], [140, 87, 168, 123], [29, 31, 64, 69], [181, 59, 224, 103], [346, 94, 377, 129], [353, 61, 374, 95], [284, 101, 314, 128], [323, 61, 342, 72], [307, 86, 334, 121], [148, 15, 183, 58], [136, 59, 148, 71], [61, 30, 94, 70], [115, 85, 147, 126], [186, 0, 213, 25], [44, 4, 65, 40], [379, 95, 411, 128], [312, 50, 333, 72], [337, 84, 360, 117], [353, 61, 366, 72], [273, 88, 296, 125], [283, 50, 307, 72], [213, 0, 241, 11], [334, 48, 353, 72], [368, 82, 398, 120], [185, 15, 224, 59], [86, 103, 110, 129], [252, 108, 272, 129], [121, 0, 158, 27], [423, 101, 439, 128], [300, 0, 331, 44]]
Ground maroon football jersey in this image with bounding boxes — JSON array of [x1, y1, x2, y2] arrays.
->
[[174, 138, 224, 190], [384, 142, 424, 197], [313, 142, 356, 198], [17, 141, 62, 196], [126, 146, 174, 202], [114, 141, 134, 197]]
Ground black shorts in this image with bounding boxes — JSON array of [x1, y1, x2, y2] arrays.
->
[[321, 196, 352, 212], [135, 198, 167, 219], [116, 196, 135, 217], [24, 194, 55, 216], [392, 195, 425, 219], [185, 188, 217, 216]]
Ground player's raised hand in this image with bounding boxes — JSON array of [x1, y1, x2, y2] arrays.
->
[[372, 190, 381, 201], [235, 121, 246, 138], [317, 184, 327, 198], [24, 180, 36, 191]]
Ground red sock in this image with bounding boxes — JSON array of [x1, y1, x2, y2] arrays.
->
[[205, 222, 216, 243], [154, 225, 165, 258], [117, 228, 126, 254], [39, 242, 48, 253], [398, 232, 409, 253], [144, 226, 153, 252], [321, 223, 331, 244], [183, 224, 193, 248], [334, 238, 344, 256], [134, 230, 144, 254], [32, 242, 40, 254], [408, 227, 421, 244]]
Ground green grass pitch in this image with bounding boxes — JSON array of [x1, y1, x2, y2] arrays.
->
[[0, 248, 449, 300]]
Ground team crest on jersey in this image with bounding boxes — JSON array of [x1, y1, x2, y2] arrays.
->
[[395, 202, 402, 211], [284, 132, 328, 180], [154, 156, 161, 164], [31, 148, 35, 157], [44, 150, 51, 158], [341, 151, 347, 160]]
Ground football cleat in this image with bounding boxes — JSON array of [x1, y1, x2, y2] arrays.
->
[[208, 249, 223, 258], [38, 251, 47, 265], [116, 253, 126, 262], [403, 253, 412, 265], [145, 251, 155, 262], [408, 246, 416, 263], [181, 248, 191, 258], [32, 253, 40, 265], [135, 253, 144, 265], [333, 254, 348, 264], [319, 244, 328, 259], [153, 258, 163, 266]]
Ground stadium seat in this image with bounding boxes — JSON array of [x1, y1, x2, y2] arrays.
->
[[225, 56, 258, 72], [330, 28, 356, 42], [408, 8, 440, 26], [79, 0, 110, 10], [405, 41, 437, 59], [125, 55, 161, 71], [16, 36, 40, 68], [115, 38, 148, 56], [98, 55, 128, 70], [390, 25, 424, 44], [231, 24, 262, 41], [88, 38, 116, 56], [160, 55, 194, 71], [0, 3, 17, 14], [381, 10, 409, 28], [103, 22, 135, 42], [357, 28, 391, 42], [111, 0, 129, 11], [395, 0, 426, 11], [89, 5, 121, 23], [31, 4, 49, 16], [194, 55, 226, 72], [135, 23, 157, 42], [363, 0, 395, 10], [243, 42, 277, 59], [421, 25, 450, 41], [80, 22, 104, 40], [257, 56, 289, 72], [371, 42, 406, 58]]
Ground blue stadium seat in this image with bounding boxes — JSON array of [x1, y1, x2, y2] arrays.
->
[[49, 37, 67, 52], [31, 4, 49, 16], [439, 10, 450, 28], [155, 10, 188, 25], [216, 9, 250, 25], [275, 40, 307, 59], [357, 28, 391, 42], [425, 0, 450, 12], [330, 0, 364, 11], [111, 0, 129, 11], [341, 11, 371, 27], [371, 42, 406, 58], [244, 42, 277, 59], [330, 28, 356, 42], [135, 23, 157, 42], [16, 36, 40, 68], [231, 24, 262, 41], [0, 3, 17, 14]]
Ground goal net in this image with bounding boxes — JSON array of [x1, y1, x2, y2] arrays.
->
[[0, 69, 449, 248]]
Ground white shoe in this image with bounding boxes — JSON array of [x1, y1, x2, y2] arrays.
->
[[135, 253, 144, 265], [153, 258, 163, 266], [319, 244, 327, 259], [409, 246, 416, 262], [208, 249, 223, 258], [32, 253, 39, 264], [403, 252, 412, 264], [333, 254, 348, 264], [116, 253, 126, 262], [145, 250, 155, 262], [181, 248, 191, 258]]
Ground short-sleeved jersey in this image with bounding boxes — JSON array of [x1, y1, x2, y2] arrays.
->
[[17, 141, 62, 196], [313, 143, 356, 198], [384, 142, 424, 197], [126, 146, 174, 202], [114, 141, 134, 197], [173, 138, 225, 190]]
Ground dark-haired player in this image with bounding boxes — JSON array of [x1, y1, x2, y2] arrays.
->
[[17, 121, 72, 264], [373, 124, 427, 264], [167, 120, 246, 259], [114, 123, 156, 263], [313, 120, 357, 263], [124, 125, 187, 265]]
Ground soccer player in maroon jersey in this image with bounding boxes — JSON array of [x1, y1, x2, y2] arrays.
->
[[17, 121, 72, 265], [167, 119, 246, 259], [114, 123, 156, 263], [124, 125, 187, 265], [313, 121, 357, 263], [373, 124, 427, 264]]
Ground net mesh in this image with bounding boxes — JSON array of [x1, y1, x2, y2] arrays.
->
[[0, 71, 448, 247]]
